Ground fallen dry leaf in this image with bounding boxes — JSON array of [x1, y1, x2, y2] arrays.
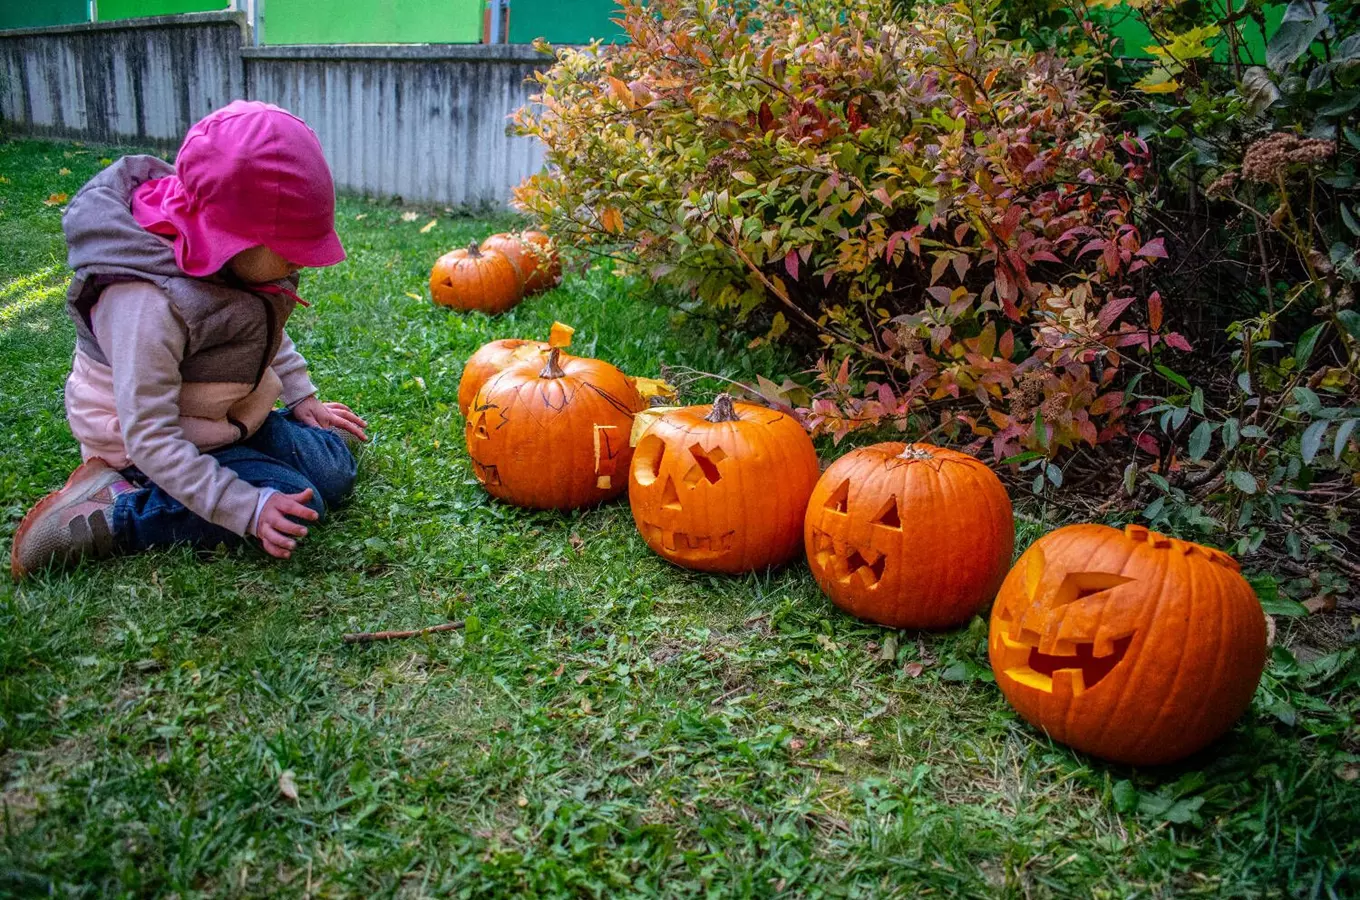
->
[[569, 532, 585, 553], [0, 176, 9, 184], [43, 192, 69, 207], [574, 669, 590, 685], [789, 738, 806, 752], [904, 662, 925, 678], [517, 795, 529, 807], [1304, 594, 1337, 615], [404, 291, 422, 301], [354, 213, 368, 220], [278, 769, 299, 801], [1336, 763, 1359, 783], [419, 219, 438, 234], [400, 211, 419, 222], [551, 663, 565, 678], [58, 167, 71, 176]]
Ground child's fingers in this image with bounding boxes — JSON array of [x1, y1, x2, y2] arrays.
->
[[330, 405, 369, 429], [279, 488, 321, 520], [262, 524, 298, 551], [260, 529, 293, 559], [333, 418, 368, 441], [268, 513, 309, 538]]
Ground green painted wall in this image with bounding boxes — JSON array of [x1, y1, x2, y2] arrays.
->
[[508, 0, 624, 44], [0, 0, 89, 30], [263, 0, 482, 44], [96, 0, 227, 21]]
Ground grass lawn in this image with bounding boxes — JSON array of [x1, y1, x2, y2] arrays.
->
[[1, 138, 1357, 898]]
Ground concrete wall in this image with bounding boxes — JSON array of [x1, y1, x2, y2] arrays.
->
[[244, 44, 546, 207], [0, 12, 247, 146], [0, 14, 551, 206]]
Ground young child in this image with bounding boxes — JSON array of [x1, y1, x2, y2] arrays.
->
[[11, 100, 368, 579]]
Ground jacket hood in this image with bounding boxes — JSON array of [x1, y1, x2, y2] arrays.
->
[[64, 155, 184, 282]]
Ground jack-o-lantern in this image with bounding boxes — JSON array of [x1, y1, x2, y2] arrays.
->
[[481, 231, 562, 294], [629, 394, 820, 573], [430, 243, 524, 314], [466, 348, 645, 509], [988, 523, 1267, 765], [804, 443, 1014, 629]]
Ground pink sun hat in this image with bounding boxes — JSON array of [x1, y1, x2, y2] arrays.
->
[[132, 100, 346, 278]]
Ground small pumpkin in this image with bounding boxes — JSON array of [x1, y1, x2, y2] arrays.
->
[[481, 231, 561, 294], [457, 339, 547, 416], [466, 348, 645, 509], [629, 394, 819, 573], [804, 443, 1014, 629], [456, 323, 575, 416], [988, 523, 1267, 765], [430, 242, 523, 314]]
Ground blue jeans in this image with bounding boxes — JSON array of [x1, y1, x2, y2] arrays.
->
[[110, 411, 357, 553]]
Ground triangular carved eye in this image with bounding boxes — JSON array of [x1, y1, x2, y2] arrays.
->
[[1044, 572, 1135, 606], [661, 477, 681, 511], [823, 480, 850, 514], [870, 496, 902, 530]]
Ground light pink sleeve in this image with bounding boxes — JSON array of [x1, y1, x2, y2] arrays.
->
[[91, 281, 264, 537], [271, 332, 318, 408]]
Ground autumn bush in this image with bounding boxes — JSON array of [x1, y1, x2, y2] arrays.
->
[[514, 0, 1185, 460]]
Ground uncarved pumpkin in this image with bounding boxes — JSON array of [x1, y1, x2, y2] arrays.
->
[[481, 231, 561, 294], [457, 339, 548, 416], [430, 242, 524, 314], [466, 348, 645, 509], [988, 523, 1267, 765], [629, 394, 820, 573], [804, 442, 1014, 629]]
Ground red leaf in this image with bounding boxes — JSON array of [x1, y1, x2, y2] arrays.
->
[[999, 329, 1015, 359], [758, 101, 774, 133], [1163, 332, 1193, 352], [1148, 291, 1163, 332], [1136, 237, 1168, 259], [1133, 433, 1161, 456], [784, 249, 800, 280], [1096, 296, 1136, 330]]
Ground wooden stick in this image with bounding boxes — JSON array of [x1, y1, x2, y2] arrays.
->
[[342, 621, 465, 644]]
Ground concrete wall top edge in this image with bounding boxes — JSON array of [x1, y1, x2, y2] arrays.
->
[[0, 10, 245, 39]]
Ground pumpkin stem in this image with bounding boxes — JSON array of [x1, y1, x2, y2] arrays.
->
[[539, 347, 567, 379], [705, 393, 741, 423], [467, 241, 483, 257], [897, 444, 935, 460]]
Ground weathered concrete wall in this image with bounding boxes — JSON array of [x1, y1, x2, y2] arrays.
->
[[0, 17, 551, 206], [0, 12, 247, 147], [243, 44, 548, 207]]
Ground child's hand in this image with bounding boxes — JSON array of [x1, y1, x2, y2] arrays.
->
[[257, 488, 320, 559], [294, 396, 368, 442]]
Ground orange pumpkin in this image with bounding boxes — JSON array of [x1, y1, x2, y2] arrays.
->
[[804, 443, 1014, 629], [430, 242, 524, 313], [457, 339, 548, 416], [989, 523, 1267, 765], [466, 348, 645, 509], [481, 231, 561, 294], [629, 394, 819, 573]]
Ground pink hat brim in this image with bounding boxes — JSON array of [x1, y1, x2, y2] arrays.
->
[[132, 176, 346, 277]]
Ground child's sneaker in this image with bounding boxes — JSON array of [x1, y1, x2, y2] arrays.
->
[[10, 459, 134, 579]]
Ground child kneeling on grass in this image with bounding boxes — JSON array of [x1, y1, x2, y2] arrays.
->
[[11, 100, 368, 579]]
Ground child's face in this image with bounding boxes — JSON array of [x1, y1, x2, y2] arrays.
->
[[227, 246, 301, 283]]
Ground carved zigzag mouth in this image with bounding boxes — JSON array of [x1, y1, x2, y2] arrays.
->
[[639, 522, 735, 560], [999, 630, 1133, 695], [810, 529, 886, 589]]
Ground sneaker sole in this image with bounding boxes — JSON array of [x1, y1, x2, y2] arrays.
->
[[10, 458, 118, 581]]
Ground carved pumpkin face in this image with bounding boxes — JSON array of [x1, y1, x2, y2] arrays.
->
[[803, 443, 1014, 630], [988, 523, 1268, 765], [466, 348, 645, 510], [629, 395, 820, 573], [430, 243, 524, 314]]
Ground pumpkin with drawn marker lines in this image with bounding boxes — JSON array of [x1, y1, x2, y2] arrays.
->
[[804, 442, 1014, 629], [481, 231, 561, 294], [988, 523, 1267, 765], [629, 394, 819, 573], [466, 348, 645, 509]]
